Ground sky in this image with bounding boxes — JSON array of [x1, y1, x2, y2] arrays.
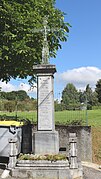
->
[[1, 0, 101, 99]]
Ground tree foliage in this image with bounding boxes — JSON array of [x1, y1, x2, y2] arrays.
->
[[4, 100, 15, 112], [85, 84, 98, 106], [0, 0, 70, 82], [0, 90, 29, 101], [62, 83, 79, 109], [95, 79, 101, 103], [0, 90, 37, 112], [61, 83, 99, 111]]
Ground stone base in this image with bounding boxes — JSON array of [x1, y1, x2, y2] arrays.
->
[[32, 131, 59, 154], [11, 160, 83, 179]]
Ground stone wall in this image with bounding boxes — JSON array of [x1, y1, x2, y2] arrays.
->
[[21, 125, 92, 162], [55, 125, 92, 162]]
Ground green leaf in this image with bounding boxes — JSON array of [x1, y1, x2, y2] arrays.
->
[[0, 0, 70, 82]]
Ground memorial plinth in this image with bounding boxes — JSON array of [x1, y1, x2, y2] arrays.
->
[[33, 65, 59, 154]]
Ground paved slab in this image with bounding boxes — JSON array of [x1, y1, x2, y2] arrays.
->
[[82, 162, 101, 179]]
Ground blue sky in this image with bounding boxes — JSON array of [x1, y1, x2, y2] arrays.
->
[[53, 0, 101, 69], [53, 0, 101, 98], [0, 0, 101, 98]]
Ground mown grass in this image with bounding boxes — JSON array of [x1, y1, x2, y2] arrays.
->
[[0, 109, 101, 126]]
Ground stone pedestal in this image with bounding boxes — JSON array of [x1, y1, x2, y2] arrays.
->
[[11, 160, 83, 179], [32, 65, 59, 154], [33, 131, 59, 154]]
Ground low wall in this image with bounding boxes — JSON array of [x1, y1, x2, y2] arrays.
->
[[55, 125, 92, 162], [22, 125, 92, 162]]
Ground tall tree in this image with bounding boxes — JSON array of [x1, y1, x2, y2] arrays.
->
[[95, 79, 101, 103], [62, 83, 79, 109], [85, 84, 93, 105], [0, 0, 70, 82], [81, 84, 98, 109]]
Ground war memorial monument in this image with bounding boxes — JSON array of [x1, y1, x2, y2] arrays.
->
[[1, 17, 83, 179]]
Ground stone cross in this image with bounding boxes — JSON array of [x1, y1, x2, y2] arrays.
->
[[42, 16, 50, 64], [32, 16, 59, 64]]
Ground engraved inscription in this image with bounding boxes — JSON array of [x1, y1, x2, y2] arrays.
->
[[38, 76, 53, 130]]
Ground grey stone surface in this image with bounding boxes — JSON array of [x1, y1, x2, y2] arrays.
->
[[8, 138, 18, 169], [70, 168, 83, 179], [1, 164, 101, 179], [34, 65, 56, 132], [31, 125, 92, 162], [69, 133, 78, 169], [80, 128, 92, 162], [32, 131, 59, 154], [32, 65, 59, 155], [37, 74, 54, 131], [11, 168, 72, 179], [83, 166, 101, 179], [16, 160, 69, 170], [33, 64, 56, 74], [10, 160, 83, 179], [55, 125, 92, 162]]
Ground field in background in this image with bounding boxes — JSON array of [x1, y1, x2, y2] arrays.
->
[[0, 109, 101, 126], [55, 109, 101, 126]]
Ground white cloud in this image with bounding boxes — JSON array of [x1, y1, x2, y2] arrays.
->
[[0, 66, 101, 97], [0, 81, 16, 92], [0, 81, 37, 96], [19, 83, 37, 94], [56, 66, 101, 91]]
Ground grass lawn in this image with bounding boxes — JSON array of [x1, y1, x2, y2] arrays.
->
[[0, 109, 101, 126]]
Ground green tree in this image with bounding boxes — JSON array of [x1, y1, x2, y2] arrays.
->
[[95, 79, 101, 103], [62, 83, 79, 110], [4, 100, 15, 112], [81, 84, 98, 109], [91, 91, 99, 106], [16, 90, 30, 101], [84, 84, 93, 107], [0, 0, 70, 82], [0, 91, 7, 99], [54, 99, 63, 111], [1, 90, 29, 101]]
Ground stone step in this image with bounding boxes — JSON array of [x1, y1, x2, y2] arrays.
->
[[16, 160, 69, 168]]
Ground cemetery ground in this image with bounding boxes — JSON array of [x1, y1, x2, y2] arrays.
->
[[0, 109, 101, 165]]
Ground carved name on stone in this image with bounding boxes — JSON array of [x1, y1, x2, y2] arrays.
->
[[38, 76, 53, 130]]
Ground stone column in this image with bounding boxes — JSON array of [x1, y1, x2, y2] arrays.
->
[[69, 133, 78, 169], [8, 138, 18, 169], [32, 65, 59, 155]]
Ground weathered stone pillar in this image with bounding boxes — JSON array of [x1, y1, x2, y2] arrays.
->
[[69, 133, 78, 169], [8, 138, 18, 169], [32, 64, 59, 155]]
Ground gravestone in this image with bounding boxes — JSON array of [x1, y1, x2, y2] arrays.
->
[[9, 16, 83, 179], [33, 65, 59, 154]]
